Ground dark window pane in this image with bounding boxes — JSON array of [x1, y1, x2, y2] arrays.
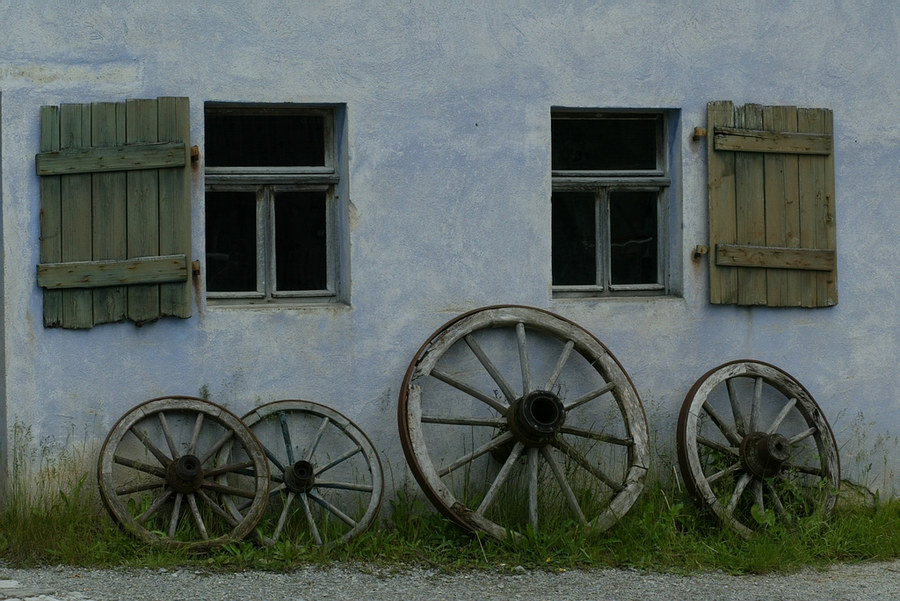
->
[[552, 192, 596, 286], [274, 191, 327, 291], [205, 191, 257, 292], [205, 112, 325, 167], [610, 191, 658, 285], [552, 117, 657, 171]]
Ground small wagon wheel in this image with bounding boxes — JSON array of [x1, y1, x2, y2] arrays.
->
[[398, 305, 650, 540], [231, 400, 384, 546], [97, 396, 269, 549], [676, 360, 840, 538]]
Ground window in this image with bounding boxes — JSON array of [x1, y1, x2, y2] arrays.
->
[[551, 110, 671, 297], [204, 104, 343, 304]]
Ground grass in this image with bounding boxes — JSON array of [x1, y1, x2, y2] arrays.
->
[[1, 472, 897, 574]]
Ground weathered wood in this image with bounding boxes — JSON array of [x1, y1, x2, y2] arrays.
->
[[59, 104, 94, 328], [91, 101, 128, 324], [157, 97, 192, 318], [37, 254, 189, 289], [763, 105, 795, 305], [716, 244, 835, 271], [39, 105, 63, 327], [714, 127, 832, 155], [126, 99, 161, 322], [35, 141, 186, 175], [707, 101, 737, 304], [734, 104, 767, 305]]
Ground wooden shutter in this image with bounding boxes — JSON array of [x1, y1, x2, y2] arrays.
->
[[707, 101, 837, 307], [36, 97, 192, 328]]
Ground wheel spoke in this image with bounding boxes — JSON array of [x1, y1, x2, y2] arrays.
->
[[136, 489, 173, 524], [314, 445, 362, 477], [421, 415, 506, 427], [527, 447, 539, 530], [726, 379, 746, 436], [752, 479, 764, 515], [307, 416, 331, 461], [114, 454, 167, 478], [269, 491, 295, 542], [186, 493, 209, 540], [706, 461, 742, 485], [264, 447, 286, 473], [199, 430, 235, 465], [766, 397, 797, 434], [299, 492, 323, 546], [196, 489, 239, 526], [516, 322, 533, 394], [115, 480, 165, 495], [158, 412, 180, 458], [765, 480, 789, 520], [697, 436, 739, 457], [313, 481, 374, 492], [309, 491, 358, 528], [279, 410, 296, 464], [543, 340, 575, 392], [188, 413, 204, 455], [476, 441, 525, 516], [129, 427, 172, 467], [564, 382, 615, 412], [437, 431, 514, 477], [203, 459, 255, 479], [750, 377, 763, 432], [542, 446, 588, 527], [725, 472, 753, 517], [168, 493, 183, 538], [553, 437, 624, 492], [202, 480, 258, 499], [701, 401, 742, 446], [464, 333, 517, 403], [787, 426, 817, 445], [781, 462, 824, 477], [430, 367, 507, 414], [559, 425, 632, 447]]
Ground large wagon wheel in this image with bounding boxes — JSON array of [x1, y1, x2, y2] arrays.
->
[[398, 305, 650, 540], [232, 400, 384, 546], [97, 396, 270, 550], [677, 360, 840, 538]]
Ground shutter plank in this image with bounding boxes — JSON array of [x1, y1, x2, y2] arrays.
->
[[35, 141, 186, 175], [59, 104, 94, 328], [734, 104, 767, 305], [763, 106, 793, 305], [716, 244, 834, 271], [126, 99, 161, 323], [38, 255, 189, 289], [797, 109, 823, 307], [157, 97, 192, 318], [714, 127, 831, 154], [707, 101, 737, 304], [820, 109, 837, 306], [92, 102, 128, 324], [39, 106, 63, 327]]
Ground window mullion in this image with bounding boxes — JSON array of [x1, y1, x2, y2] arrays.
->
[[597, 191, 609, 291], [257, 186, 271, 297]]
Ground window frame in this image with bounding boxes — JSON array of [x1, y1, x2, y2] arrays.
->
[[551, 109, 672, 298], [204, 103, 343, 306]]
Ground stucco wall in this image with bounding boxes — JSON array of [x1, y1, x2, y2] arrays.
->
[[1, 1, 897, 502]]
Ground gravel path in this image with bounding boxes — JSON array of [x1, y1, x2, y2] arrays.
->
[[1, 560, 898, 601]]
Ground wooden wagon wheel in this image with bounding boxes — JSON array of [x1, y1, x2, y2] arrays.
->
[[97, 396, 270, 550], [676, 360, 840, 538], [230, 400, 384, 546], [398, 305, 650, 540]]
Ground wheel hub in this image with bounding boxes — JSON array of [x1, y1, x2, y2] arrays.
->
[[166, 454, 204, 493], [283, 460, 316, 493], [508, 390, 566, 446], [740, 432, 791, 479]]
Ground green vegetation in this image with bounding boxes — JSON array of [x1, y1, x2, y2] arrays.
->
[[1, 472, 897, 574]]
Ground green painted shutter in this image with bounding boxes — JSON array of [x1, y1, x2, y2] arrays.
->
[[36, 97, 192, 328], [707, 101, 837, 308]]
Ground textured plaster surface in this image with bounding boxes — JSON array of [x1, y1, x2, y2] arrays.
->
[[0, 1, 897, 494]]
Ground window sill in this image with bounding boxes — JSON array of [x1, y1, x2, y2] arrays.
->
[[205, 297, 350, 311]]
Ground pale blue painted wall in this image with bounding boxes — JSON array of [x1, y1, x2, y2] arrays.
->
[[0, 1, 897, 494]]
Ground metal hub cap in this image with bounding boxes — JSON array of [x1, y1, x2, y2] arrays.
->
[[283, 460, 316, 493], [508, 390, 566, 446], [167, 454, 204, 493], [740, 432, 791, 479]]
